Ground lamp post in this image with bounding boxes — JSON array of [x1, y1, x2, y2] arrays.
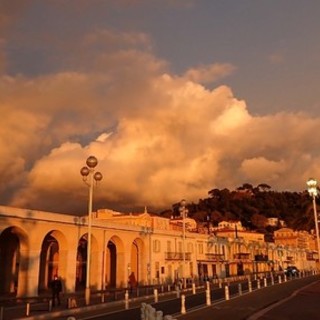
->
[[179, 199, 188, 288], [80, 156, 103, 305], [307, 178, 320, 266]]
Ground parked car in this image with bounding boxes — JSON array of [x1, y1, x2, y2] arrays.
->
[[284, 266, 299, 276]]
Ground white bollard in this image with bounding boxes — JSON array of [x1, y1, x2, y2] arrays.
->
[[271, 276, 274, 285], [176, 286, 180, 298], [26, 303, 30, 317], [264, 278, 267, 287], [248, 279, 252, 292], [192, 282, 196, 294], [181, 294, 186, 314], [48, 299, 53, 311], [206, 281, 210, 291], [224, 285, 230, 300], [238, 283, 242, 295], [219, 278, 222, 288], [125, 290, 129, 309], [257, 278, 261, 289], [284, 274, 287, 282], [278, 275, 282, 284], [154, 288, 159, 303], [206, 289, 211, 306]]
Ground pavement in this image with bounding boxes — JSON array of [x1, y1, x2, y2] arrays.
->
[[1, 275, 320, 320]]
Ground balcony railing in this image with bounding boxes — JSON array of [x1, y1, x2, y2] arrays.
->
[[205, 253, 225, 261], [234, 253, 250, 260], [165, 252, 192, 261], [254, 254, 269, 261]]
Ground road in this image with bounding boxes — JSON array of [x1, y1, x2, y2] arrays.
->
[[6, 274, 320, 320], [177, 276, 320, 320]]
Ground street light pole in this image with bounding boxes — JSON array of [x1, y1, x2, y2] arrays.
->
[[307, 178, 320, 267], [80, 156, 103, 305], [179, 199, 188, 288]]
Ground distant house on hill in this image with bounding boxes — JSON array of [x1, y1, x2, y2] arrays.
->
[[266, 217, 286, 228], [217, 220, 245, 231]]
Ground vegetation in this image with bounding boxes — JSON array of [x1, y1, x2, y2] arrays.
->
[[161, 183, 318, 237]]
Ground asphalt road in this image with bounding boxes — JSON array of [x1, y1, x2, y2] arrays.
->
[[176, 276, 320, 320]]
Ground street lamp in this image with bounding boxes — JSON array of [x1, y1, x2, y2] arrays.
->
[[307, 178, 320, 266], [179, 199, 188, 288], [80, 156, 103, 305]]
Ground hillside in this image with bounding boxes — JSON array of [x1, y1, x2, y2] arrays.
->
[[161, 183, 318, 236]]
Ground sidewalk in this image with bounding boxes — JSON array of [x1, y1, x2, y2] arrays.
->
[[1, 286, 182, 320]]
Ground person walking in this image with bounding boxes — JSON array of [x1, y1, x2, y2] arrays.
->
[[128, 272, 137, 294], [50, 275, 62, 307]]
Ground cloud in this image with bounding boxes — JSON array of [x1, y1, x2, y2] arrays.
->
[[1, 28, 320, 214], [183, 63, 236, 84]]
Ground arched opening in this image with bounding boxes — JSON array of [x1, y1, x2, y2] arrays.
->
[[130, 238, 145, 284], [0, 228, 21, 295], [106, 240, 117, 287], [38, 234, 59, 292], [75, 235, 87, 290], [130, 240, 139, 282]]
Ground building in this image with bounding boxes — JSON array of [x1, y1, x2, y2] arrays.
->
[[0, 206, 317, 298]]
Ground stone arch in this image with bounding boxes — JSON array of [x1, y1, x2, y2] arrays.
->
[[105, 235, 125, 288], [38, 230, 68, 293], [0, 226, 29, 296], [129, 237, 145, 284], [75, 231, 99, 291]]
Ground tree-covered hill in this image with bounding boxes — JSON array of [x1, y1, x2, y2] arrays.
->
[[161, 183, 318, 234]]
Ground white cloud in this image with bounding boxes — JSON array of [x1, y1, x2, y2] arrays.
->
[[1, 29, 320, 214], [183, 63, 236, 84]]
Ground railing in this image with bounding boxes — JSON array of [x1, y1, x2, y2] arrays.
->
[[165, 252, 192, 260], [205, 253, 225, 261]]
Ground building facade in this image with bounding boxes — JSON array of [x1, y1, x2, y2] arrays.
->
[[0, 205, 317, 298]]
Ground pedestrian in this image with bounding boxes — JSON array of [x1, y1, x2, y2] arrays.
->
[[50, 275, 62, 307], [128, 272, 137, 293]]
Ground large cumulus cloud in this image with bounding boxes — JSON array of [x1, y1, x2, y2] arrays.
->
[[1, 26, 320, 215]]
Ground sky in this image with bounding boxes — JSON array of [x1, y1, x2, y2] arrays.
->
[[1, 0, 320, 215]]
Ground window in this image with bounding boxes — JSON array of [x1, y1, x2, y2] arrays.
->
[[198, 243, 203, 254], [153, 240, 161, 253], [187, 243, 193, 253], [178, 241, 182, 253]]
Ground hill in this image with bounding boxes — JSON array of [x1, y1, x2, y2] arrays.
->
[[161, 183, 318, 236]]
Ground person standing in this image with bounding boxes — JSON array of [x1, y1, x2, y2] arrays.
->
[[50, 275, 62, 307]]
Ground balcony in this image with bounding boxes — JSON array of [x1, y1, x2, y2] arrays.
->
[[234, 253, 251, 261], [205, 253, 225, 262], [165, 252, 192, 261], [254, 254, 269, 261]]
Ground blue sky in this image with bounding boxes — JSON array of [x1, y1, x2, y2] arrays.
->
[[6, 0, 320, 115], [1, 0, 320, 214]]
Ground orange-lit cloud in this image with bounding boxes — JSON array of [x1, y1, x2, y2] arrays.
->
[[184, 63, 236, 84], [1, 28, 320, 215]]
